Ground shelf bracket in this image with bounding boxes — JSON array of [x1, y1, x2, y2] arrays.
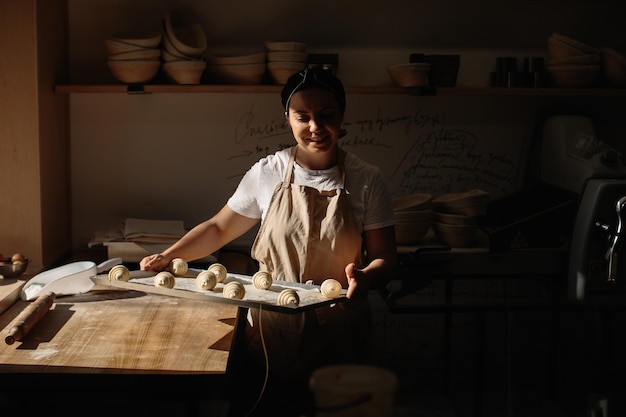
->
[[406, 86, 437, 96], [126, 84, 149, 94]]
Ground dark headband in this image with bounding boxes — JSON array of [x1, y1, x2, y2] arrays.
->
[[281, 67, 346, 114]]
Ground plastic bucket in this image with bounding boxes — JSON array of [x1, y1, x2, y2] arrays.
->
[[309, 364, 398, 417]]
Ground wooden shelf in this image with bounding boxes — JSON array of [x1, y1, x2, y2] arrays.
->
[[54, 84, 626, 97]]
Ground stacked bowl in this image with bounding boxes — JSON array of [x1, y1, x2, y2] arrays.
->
[[161, 11, 207, 84], [392, 193, 433, 246], [431, 189, 490, 247], [387, 63, 431, 87], [265, 41, 308, 84], [547, 33, 601, 87], [601, 47, 626, 88], [106, 32, 162, 84], [206, 52, 267, 85]]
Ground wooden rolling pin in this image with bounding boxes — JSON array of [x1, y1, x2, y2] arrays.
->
[[4, 291, 56, 345]]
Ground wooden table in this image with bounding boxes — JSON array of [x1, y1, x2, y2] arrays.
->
[[0, 286, 244, 416]]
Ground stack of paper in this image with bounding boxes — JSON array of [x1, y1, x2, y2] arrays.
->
[[89, 218, 217, 263]]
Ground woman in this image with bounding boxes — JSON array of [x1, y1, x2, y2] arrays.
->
[[140, 67, 398, 416]]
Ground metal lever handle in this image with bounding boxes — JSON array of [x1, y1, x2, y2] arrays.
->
[[606, 196, 626, 282]]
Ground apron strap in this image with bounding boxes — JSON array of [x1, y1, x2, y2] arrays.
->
[[283, 146, 297, 188]]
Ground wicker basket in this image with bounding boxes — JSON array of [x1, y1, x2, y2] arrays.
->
[[432, 222, 477, 248], [107, 60, 160, 84], [387, 63, 430, 87], [395, 221, 431, 245], [108, 48, 161, 61], [267, 61, 306, 85], [392, 193, 432, 211], [601, 47, 626, 87], [264, 41, 307, 52], [105, 38, 153, 55], [207, 53, 267, 66], [267, 51, 307, 63], [393, 209, 433, 223], [548, 64, 601, 87], [164, 12, 207, 57], [163, 60, 206, 85], [108, 31, 162, 48]]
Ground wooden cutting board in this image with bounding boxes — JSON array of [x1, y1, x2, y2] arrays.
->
[[0, 289, 239, 374], [0, 275, 31, 316]]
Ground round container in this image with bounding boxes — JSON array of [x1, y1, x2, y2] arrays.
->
[[267, 61, 307, 85], [387, 63, 430, 87], [392, 192, 432, 211], [394, 222, 431, 245], [601, 47, 626, 87], [432, 222, 477, 247], [107, 60, 160, 84], [548, 64, 601, 88], [107, 31, 162, 48], [163, 60, 206, 85], [0, 260, 29, 279], [310, 365, 398, 417], [264, 41, 307, 52]]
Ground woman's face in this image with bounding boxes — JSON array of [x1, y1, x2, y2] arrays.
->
[[286, 88, 344, 156]]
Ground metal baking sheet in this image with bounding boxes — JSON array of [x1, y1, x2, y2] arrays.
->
[[91, 268, 346, 314]]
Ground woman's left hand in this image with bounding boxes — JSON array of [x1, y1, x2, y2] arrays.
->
[[345, 262, 368, 299]]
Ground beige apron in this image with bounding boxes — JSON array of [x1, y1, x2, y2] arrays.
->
[[245, 146, 372, 381]]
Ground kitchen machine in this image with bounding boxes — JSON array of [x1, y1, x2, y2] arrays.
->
[[479, 114, 626, 301], [539, 115, 626, 301]]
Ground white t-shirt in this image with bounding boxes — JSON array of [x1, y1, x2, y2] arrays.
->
[[227, 147, 395, 233]]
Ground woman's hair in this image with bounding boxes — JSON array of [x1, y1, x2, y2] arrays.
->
[[281, 67, 346, 114]]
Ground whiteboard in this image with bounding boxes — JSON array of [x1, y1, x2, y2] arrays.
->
[[70, 92, 534, 249]]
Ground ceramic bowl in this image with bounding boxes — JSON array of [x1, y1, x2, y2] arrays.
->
[[163, 60, 206, 85], [393, 209, 433, 223], [548, 64, 601, 87], [108, 48, 161, 61], [601, 47, 626, 87], [387, 63, 431, 87], [432, 189, 490, 213], [432, 222, 477, 248], [264, 41, 307, 52], [433, 211, 477, 225], [392, 193, 433, 212], [267, 51, 307, 62], [0, 259, 29, 279], [107, 60, 160, 84], [105, 37, 153, 55], [267, 61, 307, 84], [395, 222, 431, 245], [207, 53, 267, 66], [164, 13, 207, 57], [107, 31, 162, 48]]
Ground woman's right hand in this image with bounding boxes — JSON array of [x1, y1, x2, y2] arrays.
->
[[140, 253, 171, 271]]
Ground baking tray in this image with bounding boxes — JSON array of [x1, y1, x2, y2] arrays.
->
[[91, 268, 346, 314]]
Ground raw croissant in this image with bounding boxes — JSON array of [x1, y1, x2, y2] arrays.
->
[[208, 262, 228, 283], [277, 288, 299, 306], [196, 270, 217, 290], [169, 258, 188, 276], [154, 271, 176, 289], [252, 271, 273, 290], [320, 278, 342, 298], [108, 265, 130, 282], [223, 281, 245, 299]]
